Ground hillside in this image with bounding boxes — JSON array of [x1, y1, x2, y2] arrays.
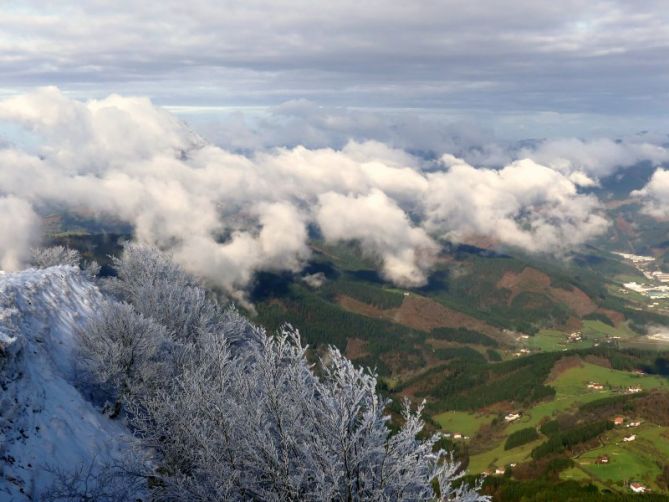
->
[[39, 199, 669, 499], [244, 236, 669, 497], [0, 267, 137, 500]]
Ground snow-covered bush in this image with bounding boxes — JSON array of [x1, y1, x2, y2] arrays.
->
[[31, 245, 100, 277], [31, 246, 81, 268]]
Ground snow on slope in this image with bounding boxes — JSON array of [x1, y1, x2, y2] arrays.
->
[[0, 266, 134, 500]]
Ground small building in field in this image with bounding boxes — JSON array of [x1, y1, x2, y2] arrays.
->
[[627, 421, 641, 428], [587, 382, 604, 390], [623, 434, 636, 442], [613, 416, 624, 426], [627, 386, 643, 394], [494, 467, 505, 475], [630, 483, 648, 494], [595, 455, 609, 464]]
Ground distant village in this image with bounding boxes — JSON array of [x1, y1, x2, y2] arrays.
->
[[614, 252, 669, 302]]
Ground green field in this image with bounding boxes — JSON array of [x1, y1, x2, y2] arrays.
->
[[529, 329, 588, 352], [581, 320, 635, 339], [606, 282, 649, 305], [552, 362, 669, 396], [434, 411, 495, 436], [504, 362, 667, 436], [566, 424, 669, 491], [465, 362, 669, 476], [469, 437, 544, 473], [529, 322, 637, 354]]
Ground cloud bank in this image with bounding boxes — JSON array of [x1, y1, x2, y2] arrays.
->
[[0, 196, 40, 271], [424, 156, 609, 253], [191, 101, 669, 185], [0, 87, 639, 299], [633, 169, 669, 219], [317, 190, 438, 286], [519, 138, 669, 182]]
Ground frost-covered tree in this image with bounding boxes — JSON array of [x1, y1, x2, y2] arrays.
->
[[128, 323, 486, 501], [105, 243, 222, 341], [79, 301, 173, 405], [31, 246, 81, 268], [80, 244, 487, 501], [42, 457, 146, 502]]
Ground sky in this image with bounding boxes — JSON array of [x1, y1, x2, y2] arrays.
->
[[1, 0, 668, 140]]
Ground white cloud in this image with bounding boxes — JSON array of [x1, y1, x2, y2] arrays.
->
[[302, 272, 326, 288], [520, 137, 669, 180], [0, 196, 40, 271], [424, 157, 609, 253], [316, 190, 438, 286], [633, 168, 669, 218]]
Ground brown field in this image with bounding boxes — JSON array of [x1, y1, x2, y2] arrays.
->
[[497, 267, 597, 317], [596, 307, 626, 326], [337, 293, 503, 339], [337, 295, 386, 318], [392, 295, 502, 336], [547, 355, 584, 382], [345, 337, 370, 360]]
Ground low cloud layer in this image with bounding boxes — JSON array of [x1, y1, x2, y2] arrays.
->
[[519, 138, 669, 182], [191, 101, 669, 186], [424, 156, 609, 253], [633, 169, 669, 219], [0, 196, 40, 271], [317, 190, 438, 286], [1, 87, 655, 300]]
